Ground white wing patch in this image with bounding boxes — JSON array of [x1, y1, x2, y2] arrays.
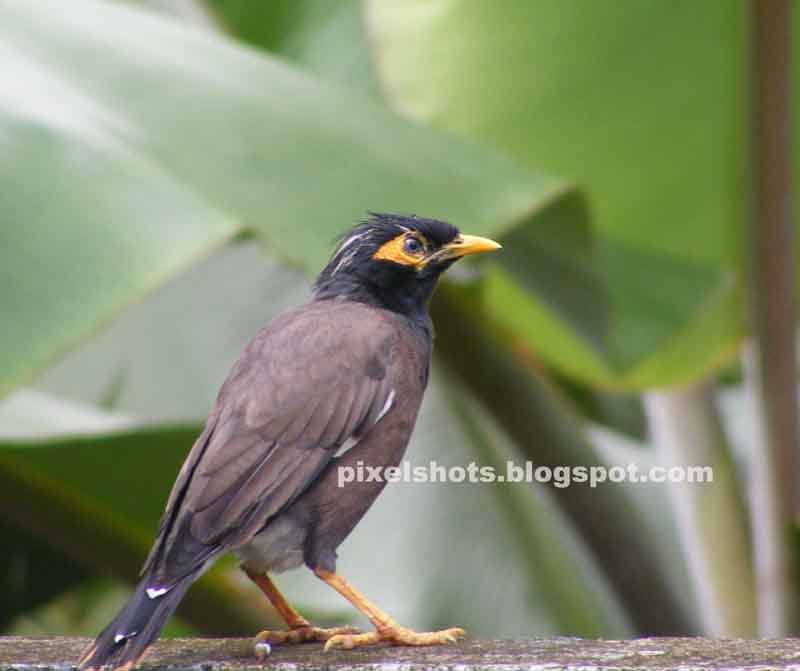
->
[[146, 586, 170, 599], [376, 389, 396, 423], [114, 631, 137, 644], [335, 435, 360, 458], [334, 389, 395, 458]]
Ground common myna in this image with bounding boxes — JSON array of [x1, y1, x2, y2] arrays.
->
[[79, 213, 501, 670]]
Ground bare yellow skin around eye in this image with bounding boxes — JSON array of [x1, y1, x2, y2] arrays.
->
[[372, 233, 429, 268]]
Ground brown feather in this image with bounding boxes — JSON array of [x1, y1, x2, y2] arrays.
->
[[142, 301, 400, 587]]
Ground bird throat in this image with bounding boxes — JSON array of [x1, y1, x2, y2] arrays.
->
[[313, 270, 437, 332]]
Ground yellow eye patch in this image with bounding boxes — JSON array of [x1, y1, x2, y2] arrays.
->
[[372, 233, 429, 268]]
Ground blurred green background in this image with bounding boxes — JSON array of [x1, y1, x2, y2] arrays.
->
[[1, 0, 797, 642]]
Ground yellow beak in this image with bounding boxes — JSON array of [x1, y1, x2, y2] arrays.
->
[[443, 234, 502, 259]]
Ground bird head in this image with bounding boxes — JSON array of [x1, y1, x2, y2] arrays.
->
[[313, 213, 501, 318]]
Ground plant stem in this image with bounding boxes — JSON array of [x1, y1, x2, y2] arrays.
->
[[643, 384, 756, 636], [746, 0, 797, 636], [0, 448, 279, 636]]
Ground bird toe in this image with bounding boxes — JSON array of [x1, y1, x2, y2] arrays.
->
[[386, 625, 466, 646], [256, 625, 362, 649], [324, 631, 381, 651]]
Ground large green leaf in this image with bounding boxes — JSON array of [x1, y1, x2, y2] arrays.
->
[[430, 284, 694, 633], [206, 0, 380, 98], [434, 378, 630, 636], [8, 579, 193, 638], [2, 521, 88, 630], [144, 0, 621, 383], [367, 0, 747, 387], [0, 0, 577, 397], [36, 241, 310, 421], [0, 387, 289, 633], [0, 391, 284, 635]]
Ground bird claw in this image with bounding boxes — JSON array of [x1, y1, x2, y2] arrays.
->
[[324, 625, 465, 651], [438, 630, 463, 645]]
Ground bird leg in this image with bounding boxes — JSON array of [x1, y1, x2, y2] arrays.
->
[[314, 568, 465, 651], [243, 568, 359, 650]]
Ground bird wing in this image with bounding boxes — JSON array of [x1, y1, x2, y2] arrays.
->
[[142, 301, 398, 588]]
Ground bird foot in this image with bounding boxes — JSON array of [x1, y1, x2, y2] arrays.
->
[[324, 624, 465, 651], [255, 624, 361, 648]]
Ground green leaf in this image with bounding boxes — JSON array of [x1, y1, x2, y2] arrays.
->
[[430, 284, 694, 632], [7, 577, 194, 638], [367, 0, 747, 386], [128, 0, 620, 391], [481, 242, 741, 389], [35, 241, 311, 421], [1, 521, 88, 630], [437, 378, 631, 636], [0, 393, 283, 635], [206, 0, 380, 98], [0, 0, 571, 397], [489, 191, 611, 368]]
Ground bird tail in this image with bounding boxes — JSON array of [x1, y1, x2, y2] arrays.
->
[[78, 573, 195, 671]]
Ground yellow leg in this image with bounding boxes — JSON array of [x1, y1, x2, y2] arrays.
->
[[243, 568, 359, 650], [314, 568, 465, 651]]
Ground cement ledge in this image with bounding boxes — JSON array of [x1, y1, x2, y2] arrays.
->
[[2, 636, 800, 671]]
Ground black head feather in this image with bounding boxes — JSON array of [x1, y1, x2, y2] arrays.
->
[[313, 213, 462, 319]]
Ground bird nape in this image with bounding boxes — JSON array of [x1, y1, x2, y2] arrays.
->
[[79, 213, 501, 671]]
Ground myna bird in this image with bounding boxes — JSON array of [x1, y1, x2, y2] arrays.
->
[[79, 213, 501, 670]]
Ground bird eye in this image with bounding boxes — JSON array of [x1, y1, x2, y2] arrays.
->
[[404, 237, 423, 255]]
